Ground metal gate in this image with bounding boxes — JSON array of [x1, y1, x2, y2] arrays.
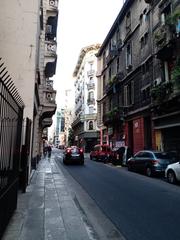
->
[[0, 60, 24, 238]]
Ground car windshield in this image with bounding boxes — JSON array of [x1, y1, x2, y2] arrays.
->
[[154, 152, 170, 159], [71, 147, 79, 153]]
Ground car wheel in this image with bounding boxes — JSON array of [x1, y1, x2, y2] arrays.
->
[[167, 170, 176, 184], [146, 166, 152, 177]]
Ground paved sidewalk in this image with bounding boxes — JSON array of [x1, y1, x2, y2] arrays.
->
[[2, 156, 90, 240]]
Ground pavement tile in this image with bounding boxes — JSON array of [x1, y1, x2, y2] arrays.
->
[[2, 157, 90, 240]]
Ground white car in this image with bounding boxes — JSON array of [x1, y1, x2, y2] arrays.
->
[[165, 161, 180, 184]]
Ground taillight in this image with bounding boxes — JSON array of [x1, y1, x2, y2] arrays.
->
[[67, 149, 71, 154], [79, 148, 83, 153], [152, 160, 158, 164]]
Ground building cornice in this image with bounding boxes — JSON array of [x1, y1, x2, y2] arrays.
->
[[73, 44, 101, 77]]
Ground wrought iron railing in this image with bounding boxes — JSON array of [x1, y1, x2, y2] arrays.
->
[[0, 59, 24, 238]]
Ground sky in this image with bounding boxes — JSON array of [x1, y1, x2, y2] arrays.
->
[[54, 0, 124, 108]]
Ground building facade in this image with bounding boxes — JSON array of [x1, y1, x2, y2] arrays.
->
[[0, 0, 58, 178], [54, 109, 65, 147], [150, 0, 180, 153], [72, 44, 101, 152], [96, 0, 180, 154], [64, 89, 74, 146]]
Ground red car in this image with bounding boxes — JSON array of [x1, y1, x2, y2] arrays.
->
[[90, 144, 112, 163], [63, 146, 84, 165]]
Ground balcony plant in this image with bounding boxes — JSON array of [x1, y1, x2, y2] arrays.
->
[[166, 8, 180, 35], [151, 81, 173, 103], [171, 59, 180, 89], [154, 26, 166, 47]]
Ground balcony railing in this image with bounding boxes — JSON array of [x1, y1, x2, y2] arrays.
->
[[87, 98, 95, 105], [87, 82, 95, 90], [103, 107, 124, 125], [106, 49, 118, 65], [87, 70, 95, 76], [45, 41, 57, 56], [151, 81, 173, 104], [46, 79, 54, 89], [48, 0, 58, 10]]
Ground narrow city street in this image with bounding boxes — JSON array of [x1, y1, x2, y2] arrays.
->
[[55, 149, 180, 240]]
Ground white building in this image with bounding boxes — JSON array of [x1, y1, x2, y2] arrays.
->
[[64, 89, 74, 146], [72, 44, 101, 152]]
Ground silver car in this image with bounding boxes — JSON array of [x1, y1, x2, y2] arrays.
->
[[165, 161, 180, 184]]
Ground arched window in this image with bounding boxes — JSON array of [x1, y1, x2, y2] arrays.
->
[[89, 121, 93, 130]]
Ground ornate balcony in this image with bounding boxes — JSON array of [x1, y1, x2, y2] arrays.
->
[[41, 117, 53, 129], [45, 41, 57, 57], [40, 89, 57, 121], [87, 82, 95, 90], [87, 70, 95, 77], [87, 98, 95, 105], [103, 107, 124, 126], [151, 81, 174, 105], [48, 0, 58, 11], [106, 49, 118, 65]]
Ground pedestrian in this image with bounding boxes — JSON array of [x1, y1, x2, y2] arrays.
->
[[43, 140, 48, 157], [47, 145, 52, 159]]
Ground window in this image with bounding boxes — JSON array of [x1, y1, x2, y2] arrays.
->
[[89, 121, 94, 130], [161, 4, 171, 25], [89, 106, 94, 114], [142, 60, 150, 75], [126, 11, 131, 33], [117, 57, 120, 73], [109, 67, 112, 79], [89, 76, 94, 84], [109, 97, 113, 111], [124, 81, 134, 106], [142, 86, 150, 101], [139, 14, 143, 25], [103, 75, 106, 94], [140, 32, 149, 49], [89, 91, 94, 100], [126, 43, 132, 67]]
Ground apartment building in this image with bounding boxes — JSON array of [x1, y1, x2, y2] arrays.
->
[[96, 0, 180, 154], [150, 0, 180, 153], [0, 0, 58, 235], [72, 44, 101, 152], [0, 0, 58, 185], [54, 108, 65, 147], [64, 89, 74, 146]]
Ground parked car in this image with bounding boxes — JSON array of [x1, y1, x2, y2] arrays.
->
[[165, 161, 180, 184], [90, 144, 112, 163], [111, 146, 132, 165], [127, 150, 172, 177], [63, 146, 84, 165]]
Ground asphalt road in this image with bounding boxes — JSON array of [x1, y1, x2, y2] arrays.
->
[[55, 149, 180, 240]]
